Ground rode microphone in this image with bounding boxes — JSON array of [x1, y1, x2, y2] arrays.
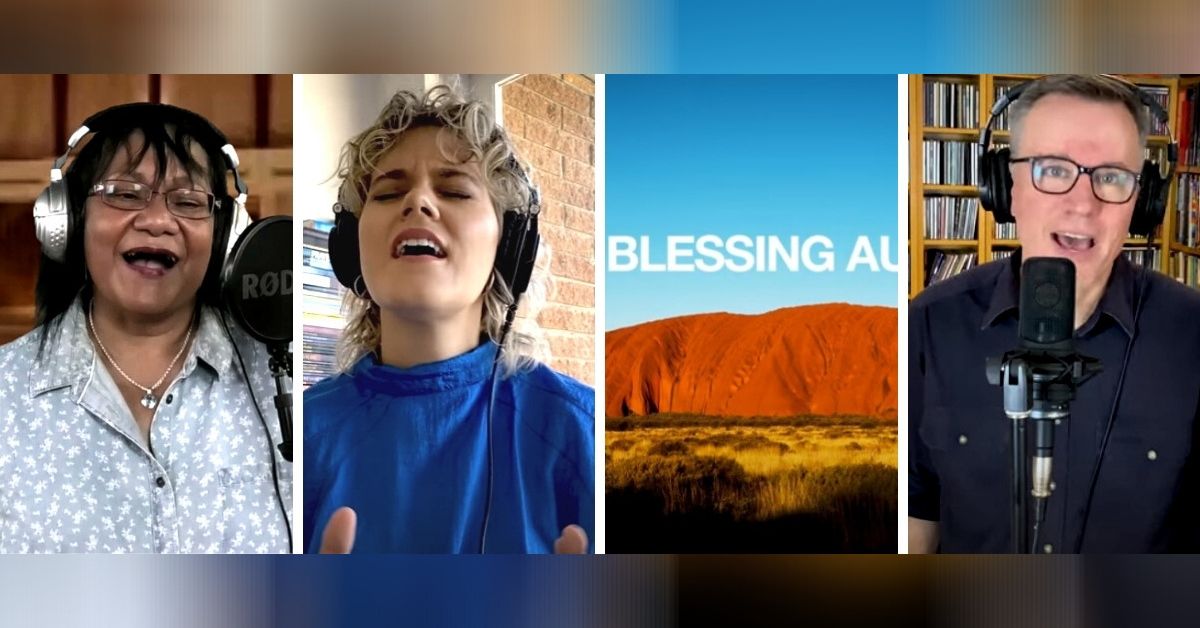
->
[[221, 215, 294, 462], [222, 216, 293, 345]]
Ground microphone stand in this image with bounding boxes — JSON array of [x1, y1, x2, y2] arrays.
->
[[267, 343, 293, 462], [988, 350, 1099, 553]]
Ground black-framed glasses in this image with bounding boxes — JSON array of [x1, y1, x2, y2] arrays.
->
[[89, 180, 216, 219], [1009, 156, 1142, 204]]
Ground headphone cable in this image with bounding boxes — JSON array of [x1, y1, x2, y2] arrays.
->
[[479, 303, 518, 554], [1075, 264, 1146, 552], [220, 312, 295, 553]]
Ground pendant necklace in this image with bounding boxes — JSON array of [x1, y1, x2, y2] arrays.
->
[[88, 303, 194, 410]]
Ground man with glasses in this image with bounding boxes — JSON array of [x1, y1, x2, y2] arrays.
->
[[909, 75, 1200, 553]]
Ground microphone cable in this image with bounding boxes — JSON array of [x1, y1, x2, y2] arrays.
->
[[220, 312, 295, 553]]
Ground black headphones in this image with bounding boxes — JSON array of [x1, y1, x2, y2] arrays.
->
[[32, 102, 252, 264], [978, 76, 1179, 237], [326, 154, 542, 306]]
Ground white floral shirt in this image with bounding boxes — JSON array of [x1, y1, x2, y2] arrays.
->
[[0, 299, 292, 553]]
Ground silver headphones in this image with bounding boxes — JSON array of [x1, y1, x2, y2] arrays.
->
[[32, 103, 252, 263]]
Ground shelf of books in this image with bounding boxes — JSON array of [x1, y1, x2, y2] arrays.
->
[[302, 219, 346, 389], [1171, 77, 1200, 288], [910, 74, 1200, 298]]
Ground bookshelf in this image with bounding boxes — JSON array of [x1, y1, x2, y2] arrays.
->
[[909, 74, 1200, 298], [301, 218, 345, 389]]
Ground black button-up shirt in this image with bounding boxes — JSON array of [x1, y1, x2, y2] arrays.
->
[[910, 253, 1200, 553]]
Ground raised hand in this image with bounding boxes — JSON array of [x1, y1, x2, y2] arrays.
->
[[553, 524, 588, 554], [318, 506, 358, 554]]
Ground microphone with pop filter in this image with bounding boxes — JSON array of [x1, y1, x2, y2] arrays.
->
[[222, 216, 293, 345], [221, 215, 294, 461]]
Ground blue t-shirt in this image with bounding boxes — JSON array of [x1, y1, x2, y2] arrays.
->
[[303, 342, 595, 553]]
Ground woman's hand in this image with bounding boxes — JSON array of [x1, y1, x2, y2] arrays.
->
[[552, 524, 588, 554], [317, 507, 589, 554], [318, 506, 358, 554]]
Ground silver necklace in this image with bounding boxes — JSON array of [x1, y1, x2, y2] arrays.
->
[[88, 303, 194, 410]]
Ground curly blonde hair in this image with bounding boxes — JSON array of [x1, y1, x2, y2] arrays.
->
[[334, 85, 549, 377]]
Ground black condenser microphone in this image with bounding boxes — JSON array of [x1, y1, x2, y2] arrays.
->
[[221, 215, 294, 461], [1019, 257, 1074, 508], [1019, 257, 1075, 351], [222, 216, 293, 345]]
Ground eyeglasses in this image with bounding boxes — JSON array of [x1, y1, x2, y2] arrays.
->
[[89, 180, 216, 219], [1009, 156, 1142, 204]]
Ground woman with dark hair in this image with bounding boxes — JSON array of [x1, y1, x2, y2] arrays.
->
[[0, 104, 292, 553]]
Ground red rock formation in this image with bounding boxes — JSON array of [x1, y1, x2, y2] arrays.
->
[[606, 304, 897, 420]]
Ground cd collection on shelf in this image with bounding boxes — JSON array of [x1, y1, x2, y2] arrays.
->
[[1139, 85, 1171, 136], [922, 140, 979, 186], [924, 79, 980, 129], [923, 196, 979, 239], [1177, 174, 1199, 248], [1123, 247, 1162, 268], [1182, 84, 1198, 167], [994, 222, 1018, 240], [1172, 252, 1200, 287], [302, 219, 346, 388], [924, 251, 977, 286]]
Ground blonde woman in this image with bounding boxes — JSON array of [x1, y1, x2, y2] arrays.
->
[[304, 87, 594, 554]]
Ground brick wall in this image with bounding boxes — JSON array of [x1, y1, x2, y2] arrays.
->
[[501, 74, 595, 385]]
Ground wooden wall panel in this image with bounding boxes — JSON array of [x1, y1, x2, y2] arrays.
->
[[0, 75, 55, 159], [66, 75, 150, 133], [269, 74, 293, 147], [160, 74, 257, 147], [0, 203, 39, 308], [0, 74, 292, 339]]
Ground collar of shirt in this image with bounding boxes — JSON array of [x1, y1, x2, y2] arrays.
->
[[28, 297, 237, 398], [351, 341, 499, 395], [980, 250, 1139, 338]]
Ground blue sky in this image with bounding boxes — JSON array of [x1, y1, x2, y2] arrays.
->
[[605, 75, 899, 330]]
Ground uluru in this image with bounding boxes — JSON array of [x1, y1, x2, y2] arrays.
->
[[606, 304, 897, 420]]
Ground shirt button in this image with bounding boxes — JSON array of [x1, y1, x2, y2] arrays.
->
[[958, 434, 968, 445], [1043, 544, 1054, 554], [1049, 481, 1057, 492], [156, 476, 166, 488], [1147, 450, 1158, 461], [165, 393, 174, 405]]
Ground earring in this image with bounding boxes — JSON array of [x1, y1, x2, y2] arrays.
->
[[352, 274, 371, 299]]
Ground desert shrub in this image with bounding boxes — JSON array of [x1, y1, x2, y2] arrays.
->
[[608, 438, 637, 452], [608, 418, 633, 432], [646, 440, 691, 457], [607, 455, 761, 519]]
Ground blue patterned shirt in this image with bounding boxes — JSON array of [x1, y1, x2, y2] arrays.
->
[[0, 298, 292, 553]]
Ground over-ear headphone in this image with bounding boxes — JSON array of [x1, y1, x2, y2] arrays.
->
[[978, 76, 1179, 237], [327, 154, 542, 306], [32, 102, 252, 264]]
